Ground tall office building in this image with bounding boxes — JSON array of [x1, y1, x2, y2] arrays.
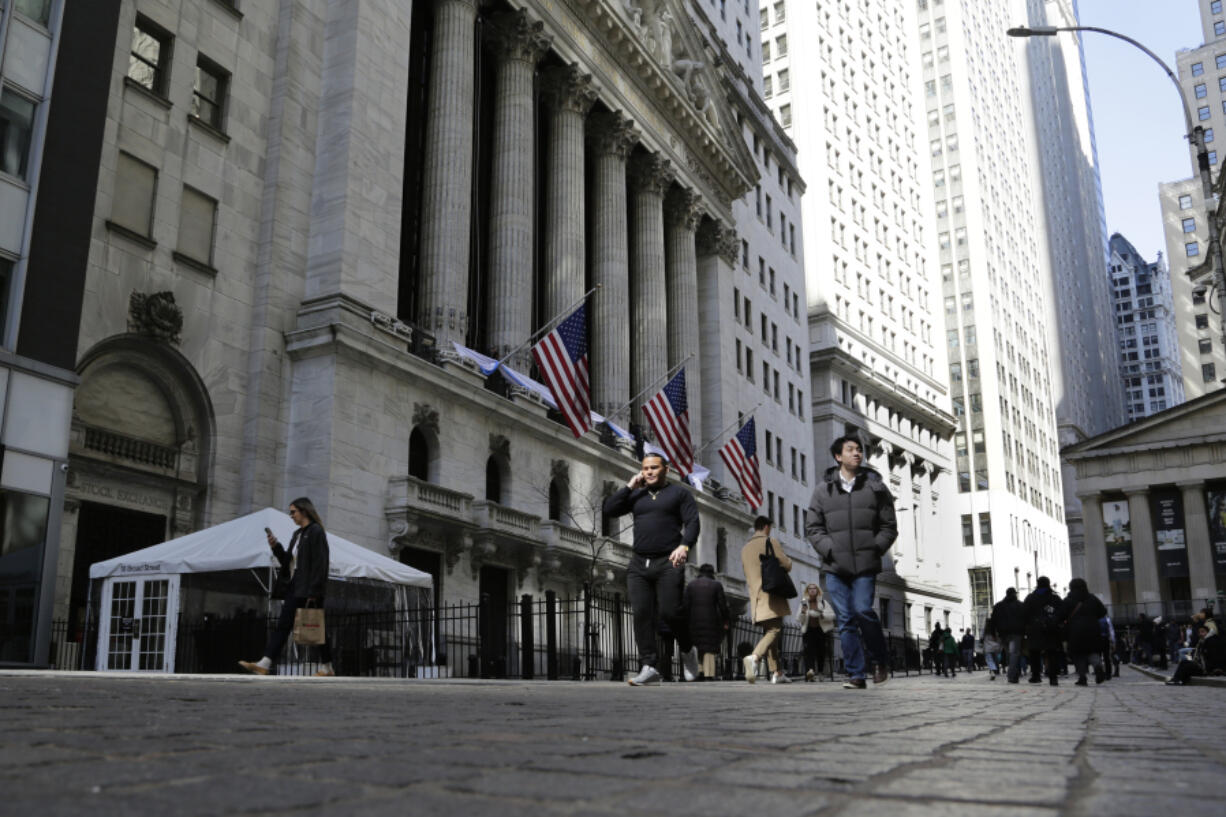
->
[[1108, 234, 1185, 421], [912, 0, 1076, 621], [1163, 0, 1226, 398], [765, 0, 970, 638]]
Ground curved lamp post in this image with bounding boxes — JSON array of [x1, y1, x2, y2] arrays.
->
[[1008, 24, 1226, 365]]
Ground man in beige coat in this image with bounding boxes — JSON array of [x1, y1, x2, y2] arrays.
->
[[740, 515, 794, 684]]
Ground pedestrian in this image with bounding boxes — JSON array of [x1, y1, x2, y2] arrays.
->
[[990, 587, 1026, 683], [603, 452, 701, 686], [239, 497, 334, 677], [797, 582, 828, 681], [1023, 576, 1064, 686], [960, 628, 976, 673], [1166, 624, 1226, 685], [1100, 614, 1117, 680], [1136, 613, 1154, 665], [941, 626, 958, 677], [804, 434, 898, 689], [982, 623, 1002, 680], [1060, 578, 1108, 686], [1196, 606, 1219, 638], [684, 563, 730, 680], [928, 623, 944, 674], [741, 515, 795, 684]]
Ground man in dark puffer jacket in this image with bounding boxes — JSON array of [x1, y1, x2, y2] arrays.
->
[[805, 435, 897, 689]]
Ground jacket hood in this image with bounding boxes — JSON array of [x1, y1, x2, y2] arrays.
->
[[821, 465, 884, 485]]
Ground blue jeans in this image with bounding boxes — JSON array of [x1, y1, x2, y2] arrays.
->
[[824, 573, 886, 680]]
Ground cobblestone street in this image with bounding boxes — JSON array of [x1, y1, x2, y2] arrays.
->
[[2, 668, 1223, 816]]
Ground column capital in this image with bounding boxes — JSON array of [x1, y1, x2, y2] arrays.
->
[[541, 64, 598, 115], [486, 9, 551, 64], [665, 186, 703, 230], [587, 111, 638, 159], [696, 219, 740, 265], [628, 151, 673, 196]]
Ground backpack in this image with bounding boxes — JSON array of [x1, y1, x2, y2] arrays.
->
[[1036, 600, 1062, 635]]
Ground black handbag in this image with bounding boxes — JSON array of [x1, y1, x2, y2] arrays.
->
[[760, 539, 797, 599]]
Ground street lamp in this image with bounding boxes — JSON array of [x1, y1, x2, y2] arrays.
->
[[1007, 24, 1226, 359]]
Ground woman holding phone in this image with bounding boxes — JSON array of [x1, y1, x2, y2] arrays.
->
[[239, 497, 333, 676]]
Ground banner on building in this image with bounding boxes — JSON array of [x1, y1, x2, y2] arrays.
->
[[1207, 487, 1226, 574], [1151, 489, 1189, 578], [1102, 499, 1134, 580]]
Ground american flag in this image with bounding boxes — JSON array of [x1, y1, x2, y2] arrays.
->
[[719, 417, 762, 508], [532, 305, 592, 437], [642, 369, 693, 477]]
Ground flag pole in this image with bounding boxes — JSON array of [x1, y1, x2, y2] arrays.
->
[[693, 401, 765, 458], [495, 284, 601, 368], [601, 353, 695, 424]]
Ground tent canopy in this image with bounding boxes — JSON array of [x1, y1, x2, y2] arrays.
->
[[89, 508, 432, 588]]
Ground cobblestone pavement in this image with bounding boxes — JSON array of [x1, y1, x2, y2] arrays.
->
[[2, 667, 1223, 816]]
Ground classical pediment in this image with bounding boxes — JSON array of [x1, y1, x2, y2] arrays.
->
[[1063, 390, 1226, 459]]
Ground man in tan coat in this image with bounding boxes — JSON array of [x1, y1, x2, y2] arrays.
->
[[740, 515, 794, 684]]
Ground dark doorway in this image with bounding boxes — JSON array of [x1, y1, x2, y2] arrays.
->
[[70, 502, 166, 633], [478, 565, 509, 678], [400, 547, 442, 668]]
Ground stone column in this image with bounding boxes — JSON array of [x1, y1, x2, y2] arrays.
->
[[664, 186, 703, 446], [1126, 487, 1162, 604], [695, 219, 739, 457], [418, 0, 478, 344], [628, 152, 673, 427], [1078, 493, 1110, 602], [485, 11, 550, 368], [587, 111, 637, 418], [541, 65, 597, 321], [1180, 481, 1220, 603]]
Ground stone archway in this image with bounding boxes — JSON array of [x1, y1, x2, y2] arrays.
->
[[56, 335, 215, 625]]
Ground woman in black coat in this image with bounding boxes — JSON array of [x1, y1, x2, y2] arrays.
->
[[1061, 577, 1108, 685], [239, 497, 333, 676], [684, 564, 730, 679]]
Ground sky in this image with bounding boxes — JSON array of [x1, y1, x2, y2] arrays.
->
[[1076, 0, 1202, 261]]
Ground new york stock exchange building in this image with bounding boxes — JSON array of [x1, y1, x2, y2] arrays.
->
[[14, 0, 822, 673]]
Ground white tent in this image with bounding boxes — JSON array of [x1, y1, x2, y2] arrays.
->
[[89, 509, 432, 673]]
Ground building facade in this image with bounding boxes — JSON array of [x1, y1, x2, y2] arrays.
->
[[765, 0, 969, 638], [1108, 233, 1185, 422], [33, 0, 826, 671]]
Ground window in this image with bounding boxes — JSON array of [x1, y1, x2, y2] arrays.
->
[[1193, 61, 1205, 76], [979, 513, 992, 544], [111, 153, 158, 238], [15, 0, 51, 24], [1200, 338, 1213, 354], [774, 0, 785, 22], [777, 68, 790, 92], [1218, 54, 1226, 70], [760, 7, 769, 29], [191, 56, 229, 130], [1212, 151, 1219, 165], [961, 514, 974, 547], [776, 34, 787, 57], [177, 187, 217, 266], [0, 89, 35, 179], [1180, 194, 1194, 209], [1215, 20, 1225, 36], [1183, 217, 1197, 233], [1196, 83, 1208, 99], [1204, 363, 1217, 382], [129, 16, 173, 96], [764, 76, 773, 98], [1187, 241, 1201, 257], [1208, 128, 1216, 143], [1197, 313, 1210, 329], [1199, 105, 1212, 121], [1214, 1, 1223, 13]]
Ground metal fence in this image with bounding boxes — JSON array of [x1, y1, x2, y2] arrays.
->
[[46, 585, 936, 680]]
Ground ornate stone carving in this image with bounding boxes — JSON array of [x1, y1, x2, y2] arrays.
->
[[628, 152, 673, 196], [412, 403, 440, 435], [485, 9, 551, 64], [618, 0, 644, 29], [665, 186, 703, 230], [696, 219, 739, 265], [645, 6, 674, 65], [541, 64, 598, 115], [587, 111, 638, 160], [128, 291, 183, 345]]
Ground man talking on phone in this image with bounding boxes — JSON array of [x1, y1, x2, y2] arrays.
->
[[603, 452, 700, 685]]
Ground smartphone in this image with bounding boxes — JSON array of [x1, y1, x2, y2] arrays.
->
[[264, 527, 273, 537]]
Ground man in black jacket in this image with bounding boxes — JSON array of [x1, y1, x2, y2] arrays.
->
[[804, 435, 897, 689], [1023, 576, 1064, 686], [990, 587, 1026, 683], [604, 453, 700, 686]]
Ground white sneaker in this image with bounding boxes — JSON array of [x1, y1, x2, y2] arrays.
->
[[682, 647, 700, 682], [627, 665, 661, 686], [743, 654, 759, 683], [771, 671, 792, 684]]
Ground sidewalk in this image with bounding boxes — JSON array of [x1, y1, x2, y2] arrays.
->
[[1, 669, 1222, 816]]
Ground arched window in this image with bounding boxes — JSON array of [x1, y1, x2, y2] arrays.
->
[[408, 427, 431, 481], [485, 456, 502, 503]]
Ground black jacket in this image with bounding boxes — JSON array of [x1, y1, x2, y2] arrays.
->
[[1060, 588, 1107, 654], [990, 597, 1026, 637], [273, 522, 330, 599], [684, 576, 730, 654], [804, 466, 897, 578], [1022, 587, 1064, 651], [603, 482, 699, 558]]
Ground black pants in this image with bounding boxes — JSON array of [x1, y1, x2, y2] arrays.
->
[[265, 596, 331, 664], [1172, 658, 1202, 684], [627, 555, 689, 668], [1029, 649, 1058, 681], [802, 629, 825, 675]]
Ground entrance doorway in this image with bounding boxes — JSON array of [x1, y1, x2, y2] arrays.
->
[[96, 574, 180, 671], [71, 503, 167, 633], [478, 565, 509, 678]]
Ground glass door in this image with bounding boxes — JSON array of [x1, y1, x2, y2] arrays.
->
[[97, 575, 180, 672]]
